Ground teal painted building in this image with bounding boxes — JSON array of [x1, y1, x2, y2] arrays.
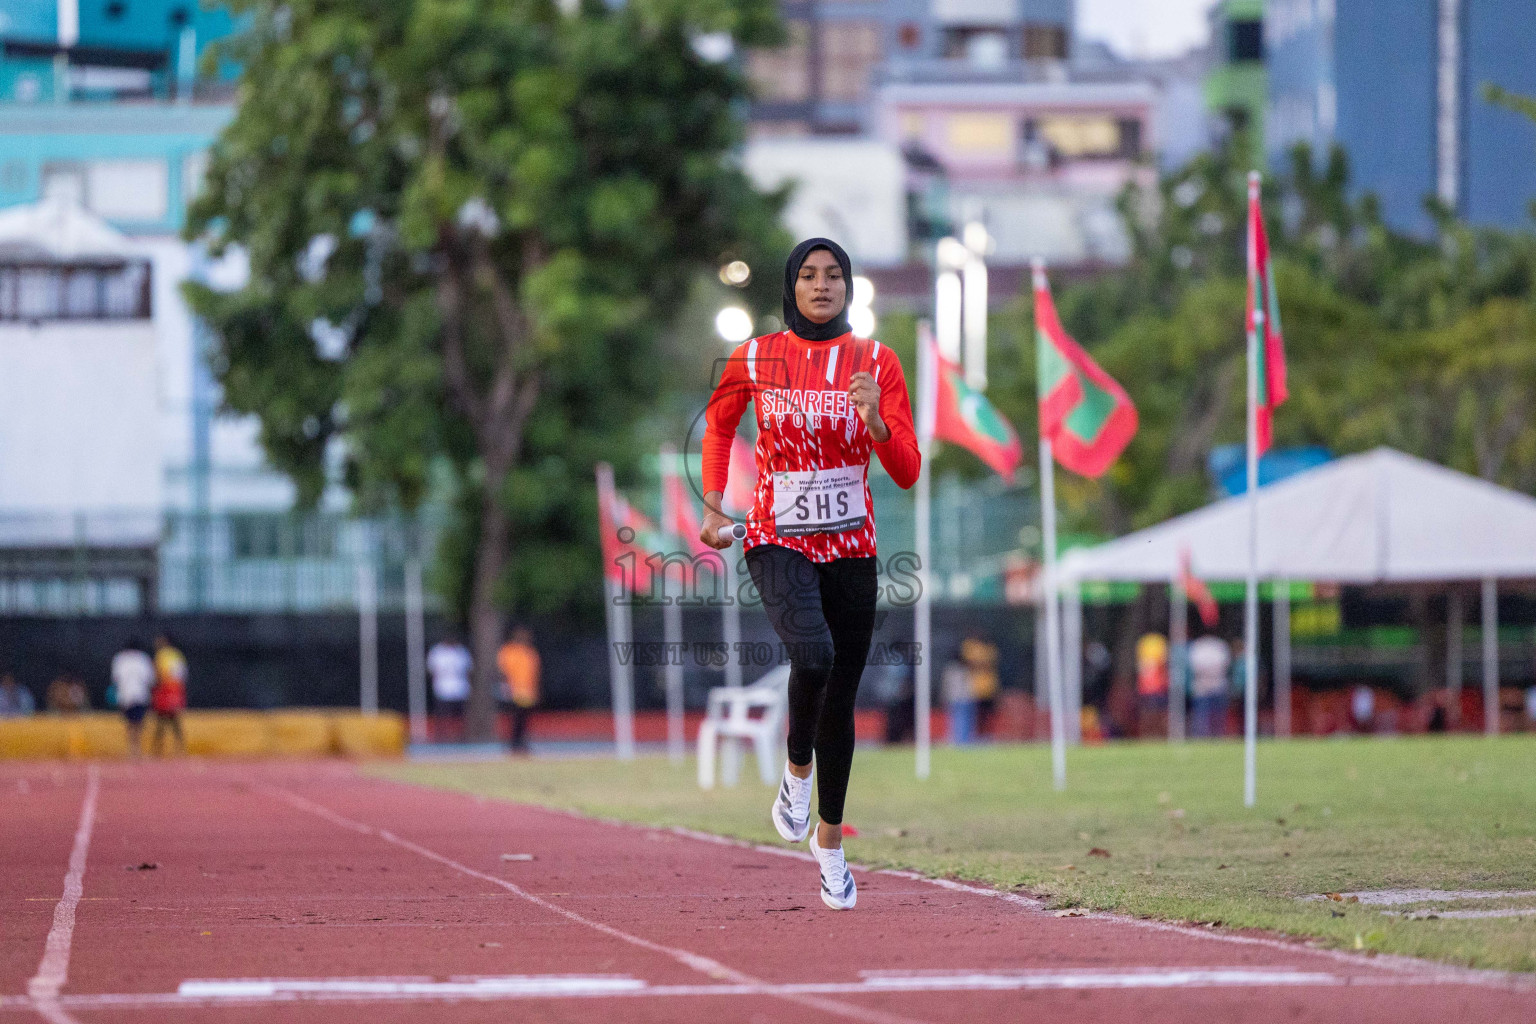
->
[[0, 0, 239, 232]]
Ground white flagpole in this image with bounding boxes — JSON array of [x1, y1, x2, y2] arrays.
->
[[914, 320, 936, 780], [357, 562, 379, 715], [659, 446, 686, 764], [1040, 434, 1067, 791], [405, 556, 427, 744], [1243, 171, 1262, 808], [1033, 258, 1067, 790], [597, 463, 636, 760]]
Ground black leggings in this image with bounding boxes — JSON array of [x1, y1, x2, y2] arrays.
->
[[746, 543, 877, 826]]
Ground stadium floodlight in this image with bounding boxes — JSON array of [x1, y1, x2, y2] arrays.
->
[[851, 275, 875, 308], [715, 306, 754, 343], [849, 275, 877, 336], [719, 260, 751, 286], [849, 304, 876, 337], [935, 235, 968, 272]]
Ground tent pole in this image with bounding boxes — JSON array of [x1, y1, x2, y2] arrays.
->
[[1273, 580, 1291, 738], [1482, 577, 1498, 737], [1040, 436, 1068, 790], [1168, 570, 1187, 743], [1065, 585, 1083, 744], [1446, 589, 1463, 728]]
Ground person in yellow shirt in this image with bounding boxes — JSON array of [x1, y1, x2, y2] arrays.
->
[[497, 626, 540, 754], [151, 634, 188, 756]]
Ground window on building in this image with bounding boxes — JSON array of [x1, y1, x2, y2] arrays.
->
[[1229, 19, 1263, 62], [1116, 117, 1143, 158], [821, 22, 883, 102], [1022, 23, 1068, 60], [941, 27, 1010, 70], [1020, 115, 1143, 164], [86, 159, 169, 222], [0, 262, 152, 321], [748, 20, 812, 103]]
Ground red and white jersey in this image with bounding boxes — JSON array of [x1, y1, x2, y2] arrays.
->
[[702, 330, 920, 563]]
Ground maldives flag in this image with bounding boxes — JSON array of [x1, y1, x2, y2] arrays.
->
[[595, 463, 663, 595], [1179, 547, 1219, 628], [724, 436, 758, 518], [931, 337, 1024, 482], [1246, 173, 1288, 453], [661, 451, 711, 557], [1034, 263, 1137, 478]]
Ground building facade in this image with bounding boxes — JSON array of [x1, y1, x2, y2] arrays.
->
[[1266, 0, 1536, 235]]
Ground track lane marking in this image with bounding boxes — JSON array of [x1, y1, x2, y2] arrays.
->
[[24, 765, 99, 1024], [2, 964, 1527, 1013], [259, 784, 931, 1024]]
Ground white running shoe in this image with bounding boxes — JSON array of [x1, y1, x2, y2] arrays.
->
[[808, 830, 857, 911], [772, 763, 814, 843]]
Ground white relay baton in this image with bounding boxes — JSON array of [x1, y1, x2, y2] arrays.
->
[[713, 522, 748, 546]]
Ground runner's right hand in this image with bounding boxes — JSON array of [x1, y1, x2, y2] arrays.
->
[[701, 509, 735, 550]]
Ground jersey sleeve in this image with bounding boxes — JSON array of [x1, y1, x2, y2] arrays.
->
[[872, 347, 921, 489], [702, 343, 753, 498]]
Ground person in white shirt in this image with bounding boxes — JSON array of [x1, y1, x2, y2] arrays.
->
[[427, 637, 473, 741], [1187, 634, 1232, 739], [111, 640, 156, 757]]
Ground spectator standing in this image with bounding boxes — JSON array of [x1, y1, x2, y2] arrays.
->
[[46, 674, 89, 713], [1136, 632, 1170, 736], [111, 640, 155, 757], [1350, 684, 1376, 733], [151, 635, 188, 755], [1188, 634, 1231, 738], [942, 648, 976, 745], [497, 626, 541, 754], [427, 636, 472, 741], [960, 634, 1000, 739], [0, 673, 35, 717]]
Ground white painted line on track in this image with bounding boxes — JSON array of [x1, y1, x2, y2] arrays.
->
[[0, 965, 1524, 1014], [449, 791, 1536, 993], [25, 765, 99, 1024], [178, 974, 647, 998], [259, 785, 932, 1024]]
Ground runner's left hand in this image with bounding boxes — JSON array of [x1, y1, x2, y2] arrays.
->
[[848, 371, 890, 443]]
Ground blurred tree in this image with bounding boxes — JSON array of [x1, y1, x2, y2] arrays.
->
[[185, 0, 785, 738]]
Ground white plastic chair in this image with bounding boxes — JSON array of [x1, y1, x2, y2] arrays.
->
[[697, 664, 791, 789]]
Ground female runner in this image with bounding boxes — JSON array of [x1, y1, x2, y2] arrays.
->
[[700, 237, 920, 910]]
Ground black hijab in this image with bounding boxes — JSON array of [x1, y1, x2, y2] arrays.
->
[[782, 237, 852, 341]]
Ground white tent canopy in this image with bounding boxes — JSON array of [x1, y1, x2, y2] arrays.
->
[[1060, 447, 1536, 584], [0, 194, 141, 263]]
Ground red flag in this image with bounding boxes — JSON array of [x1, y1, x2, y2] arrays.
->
[[595, 463, 663, 595], [1246, 174, 1288, 454], [931, 335, 1024, 481], [724, 435, 758, 518], [662, 454, 712, 558], [1034, 264, 1138, 478], [1179, 547, 1219, 629]]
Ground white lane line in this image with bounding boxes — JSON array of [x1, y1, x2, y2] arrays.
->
[[0, 965, 1519, 1013], [652, 821, 1536, 990], [25, 765, 99, 1024], [178, 975, 647, 998], [260, 785, 931, 1024]]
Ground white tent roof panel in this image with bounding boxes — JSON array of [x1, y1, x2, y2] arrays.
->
[[1059, 448, 1536, 584]]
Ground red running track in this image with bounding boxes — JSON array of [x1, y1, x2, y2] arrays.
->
[[3, 760, 1534, 1023]]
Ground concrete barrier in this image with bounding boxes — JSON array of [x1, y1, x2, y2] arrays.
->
[[0, 710, 407, 760]]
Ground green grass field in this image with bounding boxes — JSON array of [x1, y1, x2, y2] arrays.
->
[[375, 736, 1536, 972]]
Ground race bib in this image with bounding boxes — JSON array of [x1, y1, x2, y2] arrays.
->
[[772, 464, 867, 536]]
